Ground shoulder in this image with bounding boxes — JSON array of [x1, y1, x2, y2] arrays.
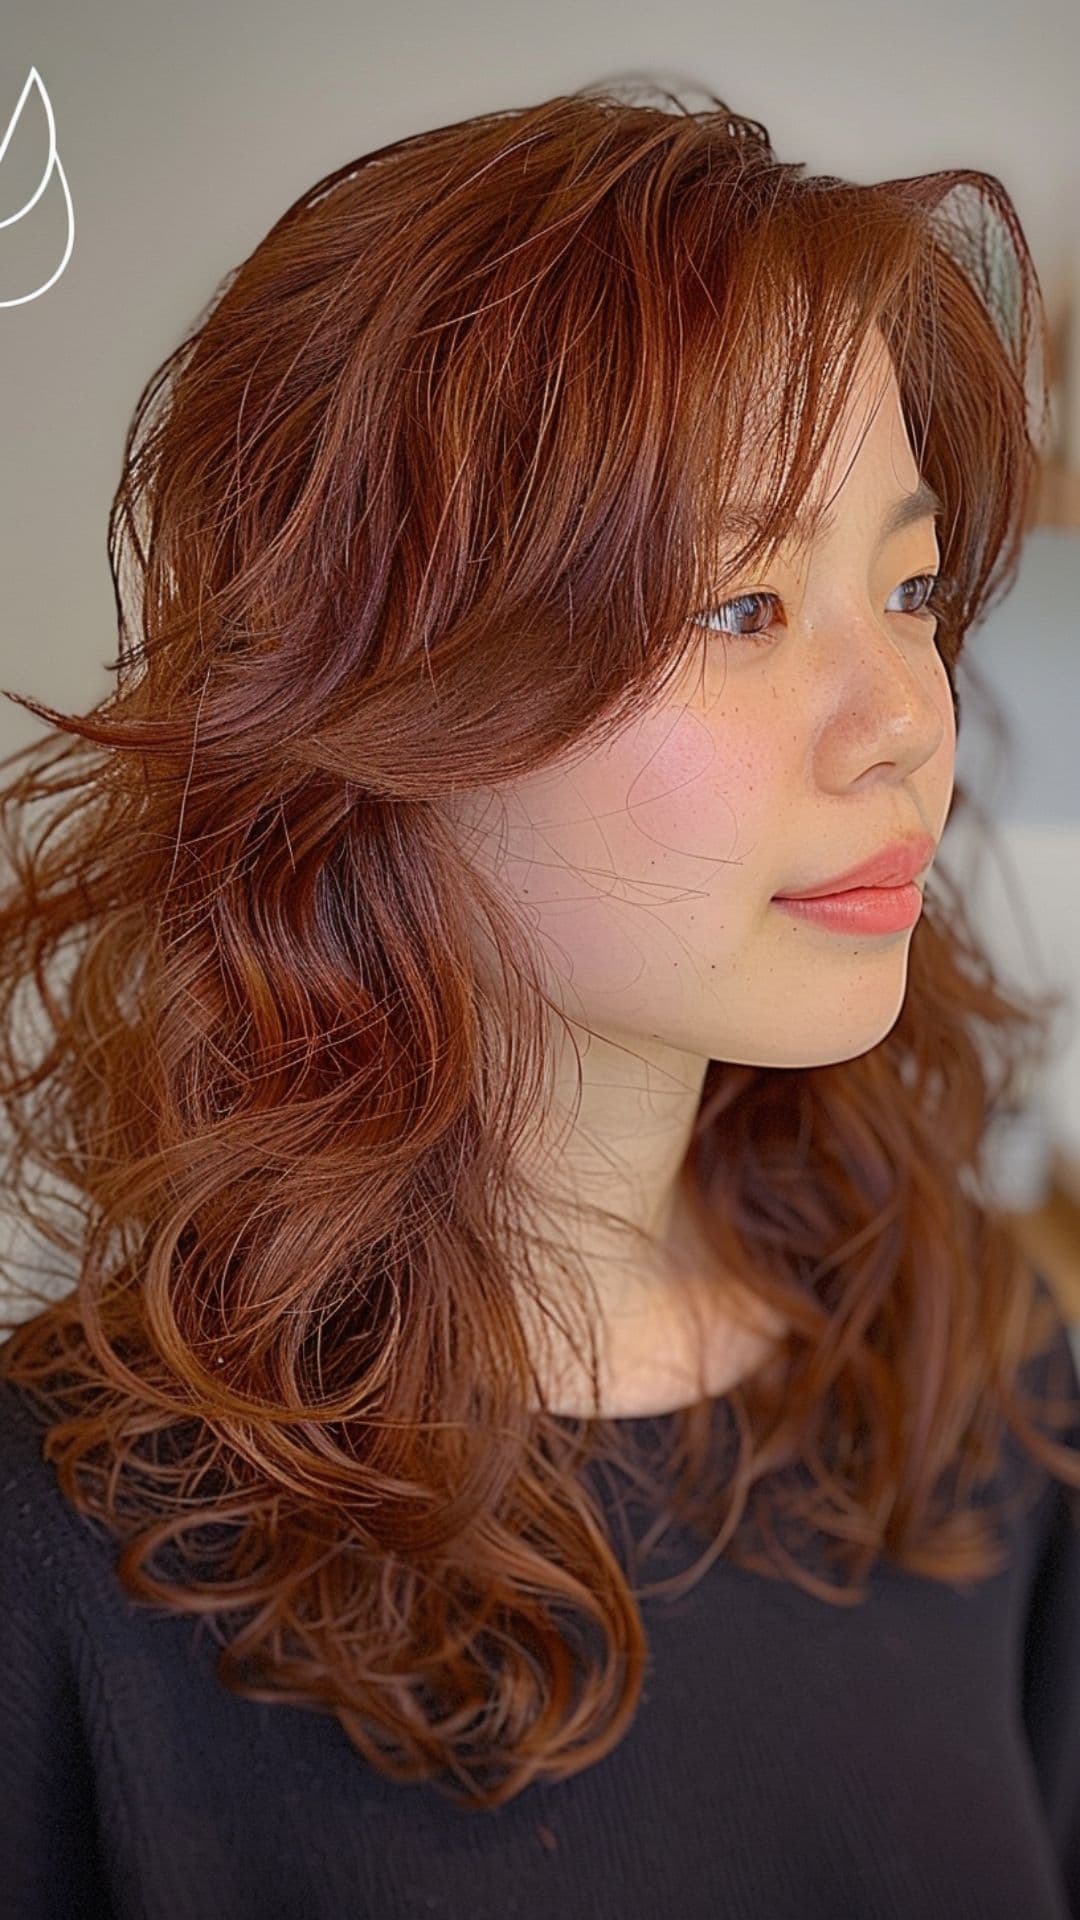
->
[[0, 1370, 77, 1500], [0, 1373, 116, 1610], [0, 1371, 69, 1521], [0, 1377, 120, 1913]]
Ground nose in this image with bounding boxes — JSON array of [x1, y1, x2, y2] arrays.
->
[[810, 607, 953, 789]]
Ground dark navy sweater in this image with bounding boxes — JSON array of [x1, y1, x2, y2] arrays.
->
[[2, 1313, 1080, 1920]]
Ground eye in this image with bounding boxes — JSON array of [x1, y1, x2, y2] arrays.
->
[[693, 572, 951, 647], [693, 591, 782, 646]]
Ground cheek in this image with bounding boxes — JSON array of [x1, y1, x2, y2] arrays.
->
[[507, 707, 776, 988], [615, 705, 777, 860], [583, 710, 777, 996]]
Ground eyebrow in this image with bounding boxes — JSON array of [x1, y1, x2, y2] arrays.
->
[[715, 479, 943, 550], [876, 480, 943, 542], [799, 479, 943, 544]]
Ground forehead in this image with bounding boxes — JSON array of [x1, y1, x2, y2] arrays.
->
[[709, 336, 927, 553], [715, 476, 941, 551]]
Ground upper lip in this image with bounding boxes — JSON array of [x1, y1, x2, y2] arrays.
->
[[774, 831, 938, 899]]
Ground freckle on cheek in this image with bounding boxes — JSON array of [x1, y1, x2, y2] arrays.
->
[[627, 710, 718, 800], [620, 712, 775, 861]]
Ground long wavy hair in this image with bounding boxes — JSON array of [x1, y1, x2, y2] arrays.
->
[[1, 78, 1078, 1811]]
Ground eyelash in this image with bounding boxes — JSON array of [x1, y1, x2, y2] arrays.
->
[[694, 573, 952, 647]]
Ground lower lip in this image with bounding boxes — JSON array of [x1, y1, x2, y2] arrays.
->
[[772, 883, 923, 934]]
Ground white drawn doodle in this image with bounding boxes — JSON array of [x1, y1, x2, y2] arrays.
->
[[0, 66, 75, 307]]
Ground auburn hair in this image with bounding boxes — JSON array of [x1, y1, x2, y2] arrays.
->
[[1, 78, 1078, 1811]]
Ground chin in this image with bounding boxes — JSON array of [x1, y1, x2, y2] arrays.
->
[[719, 1004, 909, 1071]]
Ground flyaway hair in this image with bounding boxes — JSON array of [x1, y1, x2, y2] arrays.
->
[[0, 77, 1077, 1809]]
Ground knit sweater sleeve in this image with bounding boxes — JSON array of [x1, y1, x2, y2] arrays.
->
[[0, 1384, 114, 1918]]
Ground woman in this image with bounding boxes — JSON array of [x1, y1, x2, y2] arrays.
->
[[1, 77, 1078, 1919]]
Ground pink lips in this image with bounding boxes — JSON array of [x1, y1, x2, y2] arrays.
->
[[774, 831, 937, 901], [773, 885, 924, 935], [772, 830, 937, 937]]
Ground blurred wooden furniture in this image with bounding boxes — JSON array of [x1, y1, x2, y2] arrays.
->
[[1029, 462, 1080, 531], [1006, 1146, 1080, 1323]]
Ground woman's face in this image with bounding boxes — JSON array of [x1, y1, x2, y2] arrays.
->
[[455, 331, 956, 1074]]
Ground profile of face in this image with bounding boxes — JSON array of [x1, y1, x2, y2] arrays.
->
[[452, 329, 956, 1082]]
